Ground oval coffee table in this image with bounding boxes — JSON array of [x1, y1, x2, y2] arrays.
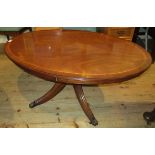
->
[[5, 30, 152, 126]]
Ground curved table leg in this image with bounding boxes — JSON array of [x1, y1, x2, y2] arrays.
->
[[73, 85, 98, 126], [29, 83, 66, 108]]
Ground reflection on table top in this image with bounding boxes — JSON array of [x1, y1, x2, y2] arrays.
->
[[5, 30, 152, 84]]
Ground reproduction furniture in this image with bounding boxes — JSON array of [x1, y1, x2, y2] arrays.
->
[[5, 30, 152, 126], [34, 27, 62, 31], [0, 27, 32, 40], [97, 27, 135, 41], [34, 27, 96, 32], [64, 27, 96, 32]]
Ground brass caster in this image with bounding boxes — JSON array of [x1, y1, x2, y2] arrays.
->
[[89, 117, 98, 126], [143, 108, 155, 125], [29, 101, 37, 108]]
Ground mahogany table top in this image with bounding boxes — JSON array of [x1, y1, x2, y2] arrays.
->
[[5, 30, 152, 84]]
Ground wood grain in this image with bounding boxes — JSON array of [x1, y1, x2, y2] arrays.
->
[[5, 30, 152, 84], [3, 30, 153, 126], [0, 47, 155, 127], [102, 27, 135, 41], [34, 27, 62, 31]]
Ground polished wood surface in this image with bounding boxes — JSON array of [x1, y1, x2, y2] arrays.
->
[[34, 27, 62, 31], [4, 30, 152, 126], [1, 46, 155, 127], [73, 85, 98, 126], [29, 83, 66, 108], [2, 41, 155, 127], [5, 30, 152, 85]]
